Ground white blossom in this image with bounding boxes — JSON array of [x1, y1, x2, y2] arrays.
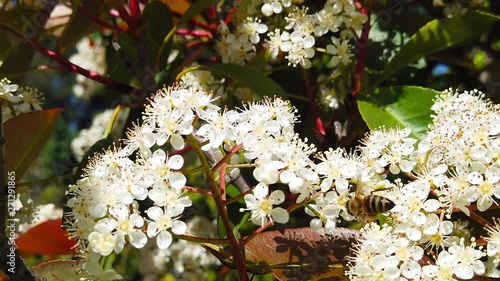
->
[[240, 183, 289, 226]]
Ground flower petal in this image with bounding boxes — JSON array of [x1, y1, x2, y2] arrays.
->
[[156, 230, 172, 249], [271, 207, 289, 224], [269, 190, 285, 204]]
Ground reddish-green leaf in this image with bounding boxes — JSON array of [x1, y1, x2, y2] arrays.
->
[[245, 228, 359, 280], [3, 108, 62, 179], [210, 227, 360, 280], [16, 218, 76, 255], [32, 260, 93, 281]]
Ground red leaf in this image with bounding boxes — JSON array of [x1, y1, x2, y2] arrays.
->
[[4, 108, 63, 179], [16, 218, 76, 255]]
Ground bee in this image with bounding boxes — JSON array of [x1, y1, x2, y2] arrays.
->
[[346, 188, 395, 224]]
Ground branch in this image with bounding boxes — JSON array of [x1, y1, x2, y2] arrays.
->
[[0, 25, 134, 93], [173, 233, 231, 244], [301, 67, 326, 137], [170, 10, 218, 32], [79, 6, 128, 33], [187, 135, 248, 281]]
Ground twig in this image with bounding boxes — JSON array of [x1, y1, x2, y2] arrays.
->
[[301, 67, 326, 137], [183, 185, 212, 196], [173, 233, 231, 244], [170, 10, 218, 32], [219, 162, 228, 201], [0, 25, 133, 93], [187, 135, 248, 281], [79, 6, 128, 33], [351, 1, 371, 97]]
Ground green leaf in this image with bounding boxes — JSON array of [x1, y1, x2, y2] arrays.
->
[[176, 0, 214, 28], [0, 6, 39, 80], [201, 63, 286, 97], [0, 39, 35, 81], [106, 32, 136, 84], [142, 1, 174, 69], [377, 12, 498, 85], [0, 6, 38, 57], [56, 0, 105, 52], [357, 86, 440, 140], [4, 108, 63, 179]]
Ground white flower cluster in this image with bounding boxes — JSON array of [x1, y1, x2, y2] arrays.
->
[[0, 78, 44, 122], [66, 84, 303, 278], [348, 223, 486, 281], [343, 89, 500, 280], [485, 218, 500, 277], [139, 216, 221, 281], [217, 0, 367, 69], [347, 223, 424, 280], [423, 89, 500, 214], [216, 19, 267, 65], [67, 83, 499, 280]]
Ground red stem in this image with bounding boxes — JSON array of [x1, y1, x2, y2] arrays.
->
[[224, 188, 254, 206], [129, 0, 140, 21], [170, 145, 193, 156], [219, 162, 227, 201], [176, 28, 213, 38], [351, 1, 371, 97], [170, 10, 218, 32], [242, 220, 273, 245], [224, 5, 236, 25], [190, 137, 248, 280], [207, 4, 216, 19], [301, 67, 326, 136], [211, 143, 244, 174], [114, 4, 139, 36], [183, 185, 212, 196], [79, 6, 128, 33], [468, 209, 494, 229]]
